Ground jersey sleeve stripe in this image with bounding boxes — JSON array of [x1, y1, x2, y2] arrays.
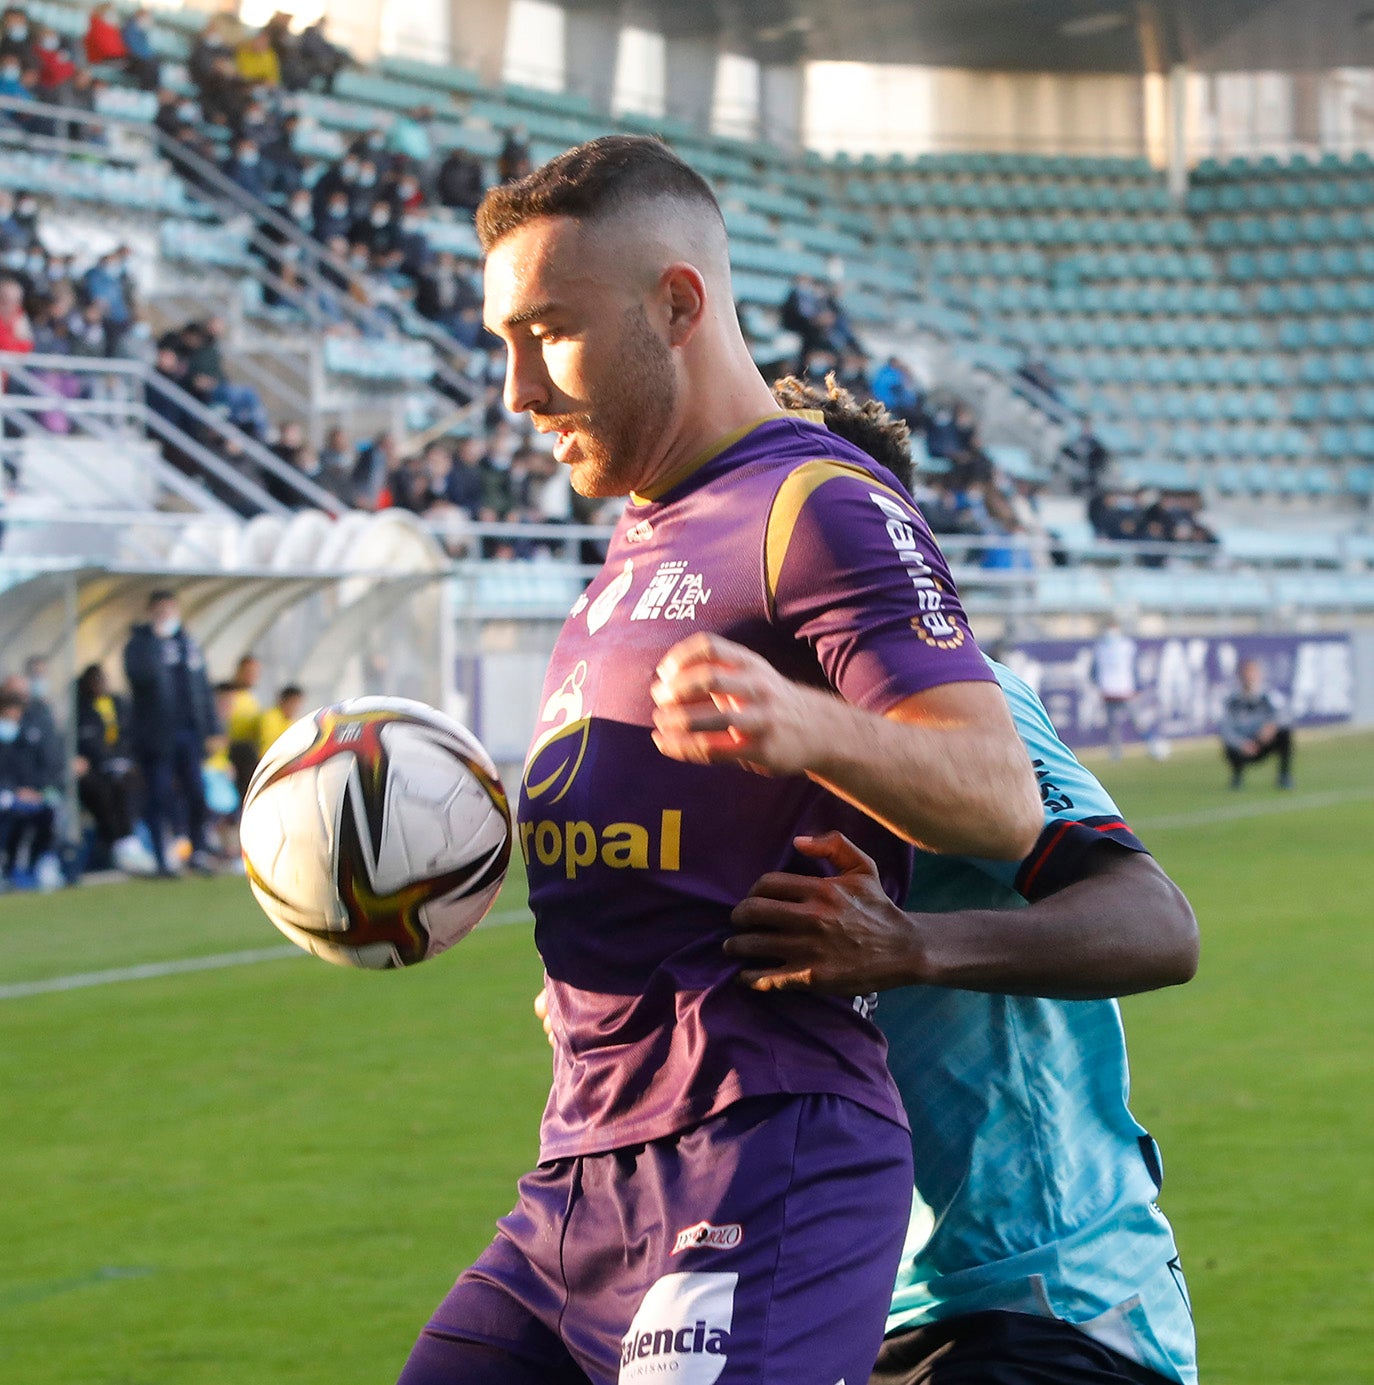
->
[[1014, 816, 1149, 902], [763, 459, 910, 616]]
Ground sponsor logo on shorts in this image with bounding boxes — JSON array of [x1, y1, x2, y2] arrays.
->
[[619, 1271, 736, 1385], [671, 1221, 744, 1255]]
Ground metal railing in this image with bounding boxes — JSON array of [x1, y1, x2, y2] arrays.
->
[[0, 351, 347, 516]]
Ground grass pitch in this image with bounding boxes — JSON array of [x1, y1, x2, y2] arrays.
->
[[1, 733, 1371, 1383]]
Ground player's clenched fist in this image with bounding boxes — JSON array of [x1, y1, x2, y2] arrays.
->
[[649, 632, 828, 775], [726, 832, 929, 994]]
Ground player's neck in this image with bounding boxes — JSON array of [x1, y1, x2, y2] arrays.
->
[[634, 355, 781, 502]]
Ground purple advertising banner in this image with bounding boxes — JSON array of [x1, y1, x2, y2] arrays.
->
[[1001, 633, 1354, 749]]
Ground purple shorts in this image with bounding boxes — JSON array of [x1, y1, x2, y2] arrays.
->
[[398, 1093, 912, 1385]]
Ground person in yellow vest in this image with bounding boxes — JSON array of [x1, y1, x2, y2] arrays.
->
[[226, 654, 263, 802], [235, 29, 281, 86], [258, 684, 305, 756]]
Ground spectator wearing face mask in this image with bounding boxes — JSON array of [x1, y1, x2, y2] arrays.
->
[[0, 6, 33, 67], [352, 198, 402, 266], [0, 687, 60, 889], [347, 158, 380, 219], [224, 136, 266, 200], [11, 656, 65, 794], [80, 247, 134, 351], [32, 26, 76, 105], [311, 153, 358, 218], [313, 188, 352, 244], [0, 50, 29, 124], [122, 590, 221, 876]]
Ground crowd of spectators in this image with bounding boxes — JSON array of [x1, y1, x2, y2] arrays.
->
[[0, 3, 1231, 579], [773, 275, 1050, 567], [1088, 486, 1217, 558]]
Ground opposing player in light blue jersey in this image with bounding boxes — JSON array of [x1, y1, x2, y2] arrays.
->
[[727, 656, 1199, 1385]]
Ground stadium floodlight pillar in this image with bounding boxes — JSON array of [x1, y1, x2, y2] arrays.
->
[[1291, 71, 1321, 153], [449, 0, 513, 87], [1167, 63, 1189, 204], [565, 5, 621, 111], [664, 35, 718, 135], [759, 61, 803, 153]]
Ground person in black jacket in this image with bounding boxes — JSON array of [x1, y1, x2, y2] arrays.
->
[[8, 655, 65, 794], [122, 590, 221, 875], [74, 663, 157, 873], [0, 686, 57, 886]]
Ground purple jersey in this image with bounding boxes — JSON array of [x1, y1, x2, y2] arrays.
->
[[520, 414, 994, 1160]]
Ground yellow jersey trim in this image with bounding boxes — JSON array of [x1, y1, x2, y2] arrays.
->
[[763, 459, 913, 615], [631, 412, 791, 506]]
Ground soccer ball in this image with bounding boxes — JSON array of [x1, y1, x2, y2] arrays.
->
[[239, 697, 512, 969]]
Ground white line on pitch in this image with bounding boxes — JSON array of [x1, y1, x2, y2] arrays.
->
[[1135, 785, 1374, 832], [0, 945, 303, 999], [0, 908, 533, 1001]]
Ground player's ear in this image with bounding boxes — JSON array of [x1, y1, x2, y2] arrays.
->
[[661, 262, 707, 348]]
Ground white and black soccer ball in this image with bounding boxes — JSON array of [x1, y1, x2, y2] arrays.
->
[[239, 697, 511, 969]]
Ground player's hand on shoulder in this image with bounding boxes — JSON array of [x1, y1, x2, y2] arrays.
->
[[650, 633, 824, 776], [726, 832, 926, 994]]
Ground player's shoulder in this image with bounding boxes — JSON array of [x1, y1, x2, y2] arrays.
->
[[987, 657, 1123, 824]]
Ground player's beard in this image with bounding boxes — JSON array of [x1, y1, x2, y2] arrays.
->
[[540, 305, 678, 499]]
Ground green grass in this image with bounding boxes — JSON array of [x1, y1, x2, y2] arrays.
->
[[1, 734, 1371, 1383]]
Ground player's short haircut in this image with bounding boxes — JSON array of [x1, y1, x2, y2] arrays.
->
[[773, 373, 915, 493], [476, 135, 723, 253], [0, 689, 24, 714], [148, 589, 177, 607], [279, 684, 304, 702]]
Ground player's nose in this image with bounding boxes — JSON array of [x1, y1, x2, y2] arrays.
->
[[503, 344, 550, 416]]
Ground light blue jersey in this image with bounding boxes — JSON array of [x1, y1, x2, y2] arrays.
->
[[878, 660, 1197, 1383]]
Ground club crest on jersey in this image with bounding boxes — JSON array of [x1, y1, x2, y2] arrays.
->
[[587, 559, 634, 634], [671, 1221, 743, 1255], [524, 661, 590, 806], [625, 518, 655, 544], [631, 559, 712, 622]]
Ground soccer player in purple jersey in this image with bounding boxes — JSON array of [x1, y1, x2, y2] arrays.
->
[[396, 136, 1041, 1385]]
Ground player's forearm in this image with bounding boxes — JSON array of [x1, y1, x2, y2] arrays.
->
[[911, 853, 1199, 999], [804, 692, 1041, 862]]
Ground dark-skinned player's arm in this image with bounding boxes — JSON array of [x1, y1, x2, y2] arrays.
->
[[650, 633, 1041, 863], [726, 830, 1198, 1001]]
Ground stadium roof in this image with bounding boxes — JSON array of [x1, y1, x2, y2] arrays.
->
[[609, 0, 1374, 74]]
